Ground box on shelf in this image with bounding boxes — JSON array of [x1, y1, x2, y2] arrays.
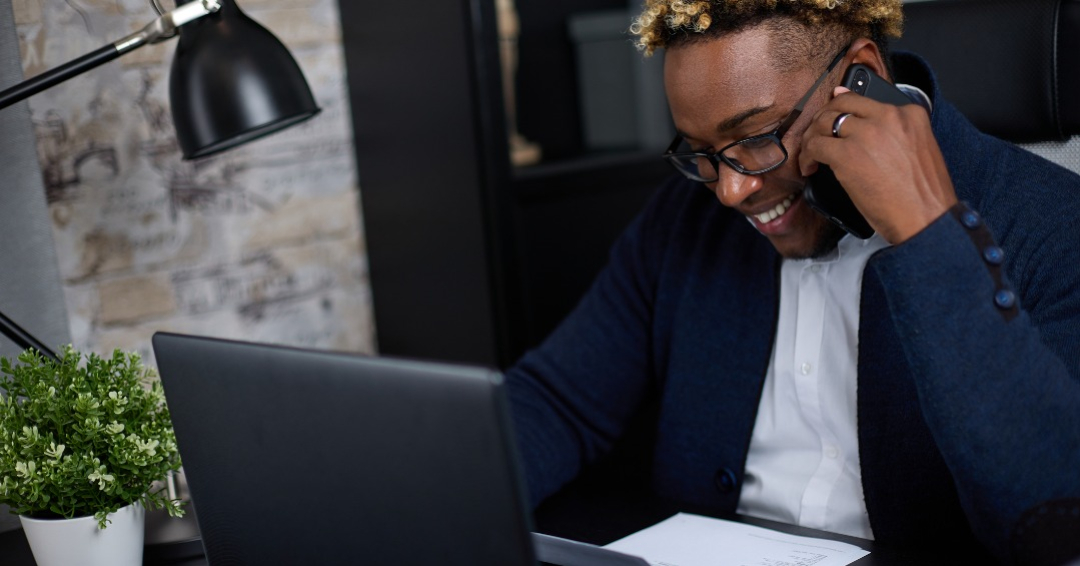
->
[[568, 9, 674, 152]]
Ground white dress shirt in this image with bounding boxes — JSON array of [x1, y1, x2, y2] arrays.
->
[[736, 233, 889, 539]]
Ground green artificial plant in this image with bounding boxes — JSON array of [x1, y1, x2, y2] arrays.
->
[[0, 345, 184, 528]]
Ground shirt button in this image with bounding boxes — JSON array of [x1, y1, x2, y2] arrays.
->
[[800, 362, 812, 375], [824, 446, 840, 459], [995, 289, 1017, 309]]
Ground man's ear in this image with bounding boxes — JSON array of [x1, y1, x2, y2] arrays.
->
[[847, 37, 891, 83]]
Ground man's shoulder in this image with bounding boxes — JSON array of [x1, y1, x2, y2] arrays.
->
[[892, 50, 1080, 199], [636, 173, 749, 242], [936, 97, 1080, 202], [617, 174, 771, 284]]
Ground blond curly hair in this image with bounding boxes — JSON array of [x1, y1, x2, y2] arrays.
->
[[630, 0, 904, 56]]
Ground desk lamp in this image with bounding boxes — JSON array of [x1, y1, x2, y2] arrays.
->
[[0, 0, 320, 159], [0, 1, 320, 557], [0, 0, 321, 358]]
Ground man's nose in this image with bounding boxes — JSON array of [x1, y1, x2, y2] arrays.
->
[[710, 167, 763, 208]]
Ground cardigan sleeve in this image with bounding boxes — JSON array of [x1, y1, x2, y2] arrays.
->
[[866, 198, 1080, 564], [503, 175, 684, 508]]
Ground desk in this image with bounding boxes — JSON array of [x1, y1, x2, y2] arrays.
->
[[0, 500, 959, 566], [532, 493, 955, 566]]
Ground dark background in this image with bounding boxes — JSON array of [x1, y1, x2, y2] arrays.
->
[[338, 0, 673, 369]]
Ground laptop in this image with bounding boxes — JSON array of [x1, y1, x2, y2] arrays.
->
[[152, 331, 539, 565]]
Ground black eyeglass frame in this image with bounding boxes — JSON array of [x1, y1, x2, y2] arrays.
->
[[663, 46, 850, 181]]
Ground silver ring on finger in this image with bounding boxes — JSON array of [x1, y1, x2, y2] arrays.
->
[[832, 112, 853, 138]]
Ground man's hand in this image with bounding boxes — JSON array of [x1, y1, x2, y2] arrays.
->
[[799, 86, 959, 244]]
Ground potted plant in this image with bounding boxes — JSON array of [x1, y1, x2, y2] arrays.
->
[[0, 345, 184, 566]]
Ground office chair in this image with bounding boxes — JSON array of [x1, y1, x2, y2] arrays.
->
[[894, 0, 1080, 174]]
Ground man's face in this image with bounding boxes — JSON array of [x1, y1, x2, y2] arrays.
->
[[664, 28, 844, 259]]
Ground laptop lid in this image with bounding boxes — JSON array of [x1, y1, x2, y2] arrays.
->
[[152, 331, 537, 566]]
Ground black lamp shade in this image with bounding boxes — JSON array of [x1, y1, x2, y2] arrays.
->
[[169, 0, 320, 159]]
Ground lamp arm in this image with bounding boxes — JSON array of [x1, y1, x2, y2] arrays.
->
[[0, 310, 58, 361], [0, 0, 221, 358], [0, 0, 221, 111]]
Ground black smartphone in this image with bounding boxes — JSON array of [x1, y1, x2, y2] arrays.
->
[[803, 64, 912, 239]]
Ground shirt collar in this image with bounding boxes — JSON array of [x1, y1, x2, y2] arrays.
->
[[897, 83, 933, 115], [788, 232, 890, 267]]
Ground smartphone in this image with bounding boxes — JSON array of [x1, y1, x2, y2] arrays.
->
[[803, 64, 912, 239]]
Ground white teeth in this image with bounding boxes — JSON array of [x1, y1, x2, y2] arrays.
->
[[754, 195, 794, 224]]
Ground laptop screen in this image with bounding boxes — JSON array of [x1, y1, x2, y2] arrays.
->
[[152, 331, 537, 565]]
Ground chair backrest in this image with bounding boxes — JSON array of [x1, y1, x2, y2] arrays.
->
[[894, 0, 1080, 173]]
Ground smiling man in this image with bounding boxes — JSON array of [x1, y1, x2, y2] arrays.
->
[[505, 1, 1080, 564]]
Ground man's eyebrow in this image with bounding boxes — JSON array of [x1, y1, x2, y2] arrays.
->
[[716, 105, 774, 133]]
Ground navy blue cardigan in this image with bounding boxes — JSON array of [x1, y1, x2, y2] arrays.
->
[[505, 53, 1080, 563]]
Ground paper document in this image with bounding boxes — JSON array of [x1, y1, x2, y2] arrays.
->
[[533, 532, 651, 566], [603, 513, 870, 566]]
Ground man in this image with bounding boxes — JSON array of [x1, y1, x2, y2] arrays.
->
[[505, 0, 1080, 564]]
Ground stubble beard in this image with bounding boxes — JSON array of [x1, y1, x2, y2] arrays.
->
[[794, 218, 848, 260]]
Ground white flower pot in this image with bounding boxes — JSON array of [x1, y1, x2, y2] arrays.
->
[[19, 502, 145, 566]]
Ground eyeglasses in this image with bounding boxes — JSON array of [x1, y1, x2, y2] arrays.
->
[[663, 47, 849, 182]]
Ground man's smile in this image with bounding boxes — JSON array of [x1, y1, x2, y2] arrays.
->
[[748, 193, 796, 224], [744, 191, 806, 237]]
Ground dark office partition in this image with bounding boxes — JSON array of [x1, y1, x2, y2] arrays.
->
[[0, 0, 73, 533], [337, 0, 511, 366], [338, 0, 669, 368]]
